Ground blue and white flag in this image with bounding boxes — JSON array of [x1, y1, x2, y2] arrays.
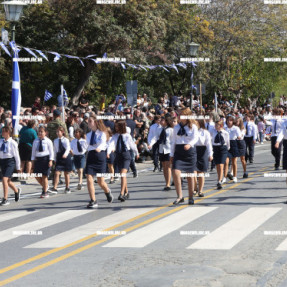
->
[[24, 47, 38, 59], [49, 52, 61, 62], [0, 42, 11, 57], [10, 41, 21, 137], [120, 63, 126, 69], [63, 88, 69, 106], [215, 92, 218, 113], [44, 90, 53, 102], [35, 49, 48, 61]]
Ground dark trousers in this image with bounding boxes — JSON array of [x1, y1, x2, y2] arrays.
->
[[271, 136, 282, 168], [152, 142, 160, 169], [244, 137, 254, 162], [129, 150, 137, 174]]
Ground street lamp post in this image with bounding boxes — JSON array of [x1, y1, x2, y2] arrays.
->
[[189, 41, 200, 110], [1, 0, 27, 41]]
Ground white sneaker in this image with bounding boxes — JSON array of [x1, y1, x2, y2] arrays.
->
[[233, 177, 238, 183], [222, 177, 227, 184], [261, 142, 263, 145]]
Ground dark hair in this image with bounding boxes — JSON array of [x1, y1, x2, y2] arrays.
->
[[215, 120, 224, 128], [115, 120, 127, 134], [27, 120, 36, 129], [74, 128, 85, 139], [197, 119, 206, 130], [2, 126, 12, 136], [226, 116, 235, 126], [57, 126, 66, 137], [164, 115, 173, 128], [38, 126, 47, 133]]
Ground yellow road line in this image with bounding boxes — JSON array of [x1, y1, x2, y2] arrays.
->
[[0, 166, 272, 286]]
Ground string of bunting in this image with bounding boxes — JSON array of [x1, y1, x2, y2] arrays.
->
[[0, 41, 197, 73]]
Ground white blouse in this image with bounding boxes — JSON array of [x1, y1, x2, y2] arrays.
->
[[70, 138, 88, 155], [195, 129, 213, 157], [170, 124, 198, 157], [107, 133, 139, 156], [210, 127, 230, 150], [86, 130, 107, 151], [54, 137, 71, 158], [31, 137, 54, 161], [225, 126, 241, 140], [0, 137, 21, 170]]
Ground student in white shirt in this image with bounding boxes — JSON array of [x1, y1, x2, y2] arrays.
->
[[85, 116, 113, 208], [210, 120, 230, 189], [244, 114, 256, 163], [194, 120, 213, 197], [223, 116, 241, 183], [157, 115, 173, 191], [148, 115, 161, 172], [70, 128, 88, 190], [170, 108, 199, 205], [235, 117, 248, 178], [0, 127, 21, 206], [108, 120, 139, 201], [31, 126, 54, 198], [51, 127, 73, 193]]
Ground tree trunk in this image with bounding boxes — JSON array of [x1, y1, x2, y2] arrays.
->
[[71, 61, 93, 106]]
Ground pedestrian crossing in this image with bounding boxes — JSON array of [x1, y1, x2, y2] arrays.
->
[[1, 207, 287, 251]]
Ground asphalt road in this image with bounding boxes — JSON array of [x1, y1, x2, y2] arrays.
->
[[0, 142, 287, 287]]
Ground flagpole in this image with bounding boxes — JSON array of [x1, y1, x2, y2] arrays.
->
[[61, 85, 65, 123], [215, 92, 218, 113]]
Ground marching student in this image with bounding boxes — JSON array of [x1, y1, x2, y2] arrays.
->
[[275, 122, 287, 203], [108, 120, 139, 201], [148, 115, 161, 172], [51, 127, 73, 193], [106, 127, 115, 184], [157, 115, 173, 191], [210, 120, 230, 189], [31, 126, 54, 198], [194, 119, 213, 197], [235, 117, 248, 178], [205, 115, 216, 172], [170, 108, 199, 205], [70, 128, 88, 190], [223, 116, 241, 183], [244, 114, 256, 164], [0, 127, 21, 206], [267, 109, 283, 170], [85, 116, 113, 208]]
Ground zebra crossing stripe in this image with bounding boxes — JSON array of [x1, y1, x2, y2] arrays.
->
[[187, 207, 281, 250], [103, 207, 217, 248]]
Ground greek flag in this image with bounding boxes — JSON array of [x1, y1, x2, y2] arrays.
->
[[44, 90, 53, 102], [10, 41, 21, 137], [63, 88, 69, 106]]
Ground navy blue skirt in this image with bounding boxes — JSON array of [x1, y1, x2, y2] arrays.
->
[[237, 140, 246, 157], [228, 140, 239, 158], [55, 153, 73, 172], [196, 146, 208, 172], [213, 145, 228, 165], [173, 144, 196, 173], [159, 153, 170, 162], [34, 155, 51, 176], [73, 154, 86, 169], [85, 150, 107, 176], [107, 151, 115, 165], [114, 151, 131, 173], [0, 157, 16, 178]]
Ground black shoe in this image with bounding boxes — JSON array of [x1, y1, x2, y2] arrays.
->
[[15, 188, 21, 202], [87, 200, 98, 208], [210, 168, 214, 172], [0, 198, 9, 206], [217, 182, 222, 190], [171, 181, 174, 186], [173, 198, 184, 205], [65, 187, 71, 194], [275, 167, 280, 170], [48, 187, 58, 194], [133, 172, 138, 178], [198, 192, 204, 197], [118, 194, 125, 202], [105, 191, 114, 203], [243, 172, 248, 178], [109, 179, 115, 184], [159, 168, 162, 172], [40, 191, 49, 198], [163, 187, 171, 191], [153, 166, 159, 172], [227, 172, 234, 180], [250, 160, 254, 164], [188, 197, 194, 205], [124, 192, 129, 200], [284, 201, 287, 204]]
